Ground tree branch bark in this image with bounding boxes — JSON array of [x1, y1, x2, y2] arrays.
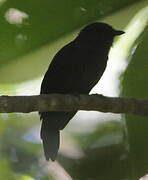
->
[[0, 94, 148, 116]]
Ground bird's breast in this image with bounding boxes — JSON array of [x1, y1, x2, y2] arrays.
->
[[70, 48, 108, 93]]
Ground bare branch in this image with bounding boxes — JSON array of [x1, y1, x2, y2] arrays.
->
[[0, 94, 148, 116]]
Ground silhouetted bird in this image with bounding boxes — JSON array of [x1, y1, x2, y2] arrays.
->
[[39, 22, 124, 161]]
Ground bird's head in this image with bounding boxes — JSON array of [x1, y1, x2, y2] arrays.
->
[[77, 22, 124, 46]]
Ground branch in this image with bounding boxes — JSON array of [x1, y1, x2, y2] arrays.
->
[[0, 94, 148, 116]]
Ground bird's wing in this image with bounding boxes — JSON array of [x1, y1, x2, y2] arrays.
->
[[40, 42, 81, 94], [40, 42, 78, 131]]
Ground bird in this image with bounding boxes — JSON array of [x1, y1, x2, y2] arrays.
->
[[39, 22, 124, 161]]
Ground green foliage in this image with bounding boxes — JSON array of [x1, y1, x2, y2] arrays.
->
[[121, 28, 148, 180], [0, 0, 139, 64], [0, 0, 143, 83]]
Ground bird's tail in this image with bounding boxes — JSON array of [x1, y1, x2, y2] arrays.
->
[[41, 120, 60, 161]]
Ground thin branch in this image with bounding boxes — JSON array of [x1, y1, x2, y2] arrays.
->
[[0, 94, 148, 116]]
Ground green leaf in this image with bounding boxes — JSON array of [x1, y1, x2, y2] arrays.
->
[[121, 27, 148, 180], [0, 0, 145, 83]]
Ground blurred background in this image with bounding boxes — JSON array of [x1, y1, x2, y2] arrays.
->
[[0, 0, 148, 179]]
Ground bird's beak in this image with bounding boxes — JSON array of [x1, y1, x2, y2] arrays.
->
[[114, 30, 125, 36]]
